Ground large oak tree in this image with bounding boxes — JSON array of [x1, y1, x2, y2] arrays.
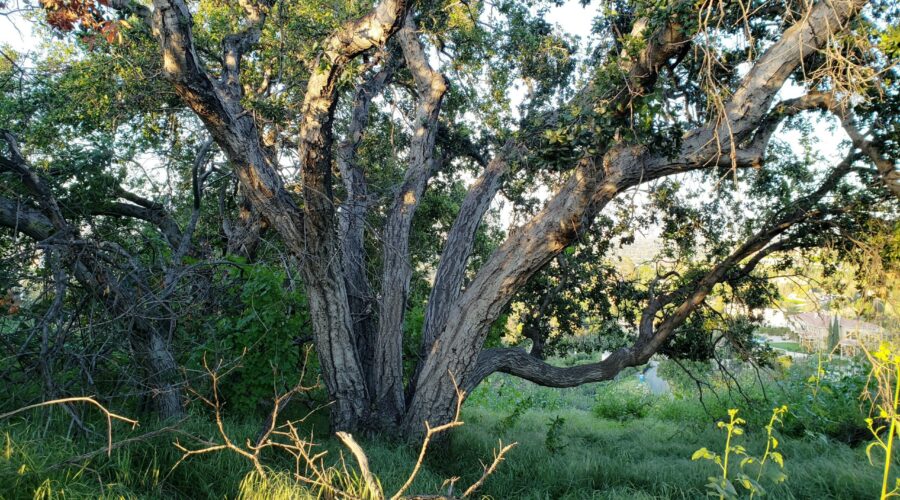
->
[[2, 0, 897, 437]]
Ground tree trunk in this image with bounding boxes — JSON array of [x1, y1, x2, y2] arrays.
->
[[338, 54, 397, 399], [224, 194, 264, 261], [419, 148, 510, 353], [139, 0, 410, 430], [133, 322, 184, 419], [372, 16, 447, 427], [403, 159, 629, 435]]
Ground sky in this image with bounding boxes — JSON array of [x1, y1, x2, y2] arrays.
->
[[1, 1, 600, 60], [540, 1, 596, 44], [1, 4, 38, 51]]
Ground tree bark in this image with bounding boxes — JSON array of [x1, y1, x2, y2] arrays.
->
[[420, 145, 511, 352], [372, 15, 447, 427], [337, 53, 398, 399], [223, 193, 265, 261], [131, 0, 409, 430], [293, 0, 409, 430]]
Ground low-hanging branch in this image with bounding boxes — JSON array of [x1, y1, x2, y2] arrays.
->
[[463, 158, 857, 392]]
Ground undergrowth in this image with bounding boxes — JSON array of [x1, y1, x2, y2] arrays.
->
[[0, 355, 893, 499]]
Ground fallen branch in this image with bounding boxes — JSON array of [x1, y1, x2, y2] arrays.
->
[[0, 396, 138, 456], [173, 365, 516, 499]]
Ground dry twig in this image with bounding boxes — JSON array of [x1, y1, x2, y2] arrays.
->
[[173, 364, 515, 499], [0, 396, 138, 456]]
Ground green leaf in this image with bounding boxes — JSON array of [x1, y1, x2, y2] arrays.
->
[[764, 467, 788, 484]]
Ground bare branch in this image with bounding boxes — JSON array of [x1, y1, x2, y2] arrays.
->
[[0, 397, 138, 456]]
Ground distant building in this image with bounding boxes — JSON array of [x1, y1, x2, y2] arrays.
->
[[787, 311, 885, 352], [839, 316, 886, 339], [788, 312, 832, 351], [838, 337, 861, 357]]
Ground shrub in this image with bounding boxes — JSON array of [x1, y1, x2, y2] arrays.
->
[[544, 415, 567, 454], [657, 358, 715, 397], [656, 355, 870, 444], [496, 396, 534, 432], [186, 262, 313, 415], [561, 351, 596, 366], [593, 381, 657, 421], [763, 356, 869, 445]]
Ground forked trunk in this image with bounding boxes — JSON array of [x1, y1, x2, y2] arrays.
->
[[371, 16, 447, 427]]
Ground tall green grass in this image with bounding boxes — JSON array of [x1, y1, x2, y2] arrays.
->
[[0, 357, 890, 499], [457, 366, 885, 499]]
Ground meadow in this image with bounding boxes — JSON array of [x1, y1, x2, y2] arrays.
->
[[0, 352, 892, 499]]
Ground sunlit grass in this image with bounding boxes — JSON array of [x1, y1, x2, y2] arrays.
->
[[0, 360, 891, 499], [769, 342, 805, 353]]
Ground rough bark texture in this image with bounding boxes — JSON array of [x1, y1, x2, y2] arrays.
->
[[133, 0, 409, 430], [402, 9, 692, 434], [293, 0, 409, 430], [223, 194, 265, 261], [337, 53, 398, 399], [420, 144, 510, 351], [372, 15, 447, 426]]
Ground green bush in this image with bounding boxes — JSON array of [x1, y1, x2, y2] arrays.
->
[[763, 357, 870, 445], [655, 354, 871, 445], [657, 358, 714, 397], [562, 351, 595, 366], [544, 415, 567, 454], [185, 262, 314, 415], [0, 361, 887, 500], [496, 395, 534, 432], [593, 381, 657, 421], [662, 356, 870, 444]]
